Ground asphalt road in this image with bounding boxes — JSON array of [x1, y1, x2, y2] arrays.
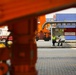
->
[[36, 48, 76, 75]]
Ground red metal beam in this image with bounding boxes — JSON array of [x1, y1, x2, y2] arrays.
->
[[0, 0, 76, 24]]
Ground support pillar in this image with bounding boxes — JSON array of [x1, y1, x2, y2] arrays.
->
[[8, 17, 38, 75]]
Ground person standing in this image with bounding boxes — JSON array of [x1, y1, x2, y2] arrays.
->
[[52, 35, 56, 46]]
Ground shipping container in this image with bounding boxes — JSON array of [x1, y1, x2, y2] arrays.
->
[[56, 14, 76, 21], [56, 14, 76, 40]]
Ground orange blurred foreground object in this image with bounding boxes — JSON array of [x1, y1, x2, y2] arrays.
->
[[8, 17, 37, 75], [0, 70, 2, 75], [0, 0, 76, 24], [0, 63, 8, 75], [0, 0, 76, 75]]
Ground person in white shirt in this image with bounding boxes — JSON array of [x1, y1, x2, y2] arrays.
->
[[57, 35, 65, 46]]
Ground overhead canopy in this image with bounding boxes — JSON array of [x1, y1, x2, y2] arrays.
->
[[0, 0, 76, 24], [42, 21, 76, 29]]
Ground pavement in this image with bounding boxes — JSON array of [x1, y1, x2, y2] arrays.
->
[[0, 40, 76, 48], [36, 40, 76, 48], [36, 48, 76, 75]]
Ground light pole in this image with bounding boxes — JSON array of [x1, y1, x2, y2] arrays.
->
[[50, 24, 52, 46]]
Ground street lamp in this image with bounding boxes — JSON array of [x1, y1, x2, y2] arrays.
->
[[50, 24, 53, 46]]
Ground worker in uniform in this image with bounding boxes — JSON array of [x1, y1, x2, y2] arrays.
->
[[52, 35, 56, 46]]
